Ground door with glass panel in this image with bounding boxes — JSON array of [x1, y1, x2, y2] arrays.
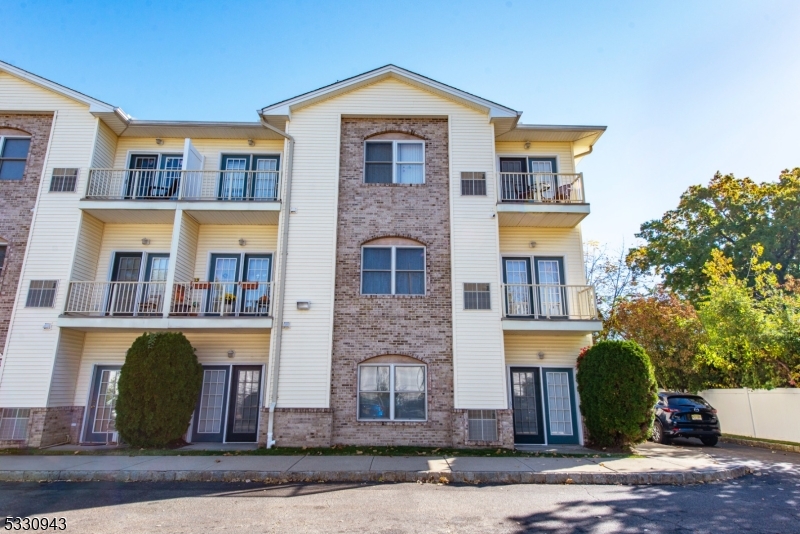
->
[[84, 366, 122, 443], [156, 155, 183, 199], [208, 254, 240, 315], [140, 253, 170, 316], [534, 257, 567, 318], [191, 366, 230, 442], [241, 254, 271, 315], [219, 155, 249, 200], [529, 158, 558, 201], [126, 155, 158, 198], [252, 156, 279, 200], [499, 157, 528, 200], [108, 252, 143, 315], [542, 368, 579, 444], [510, 367, 545, 444], [225, 366, 262, 442], [503, 258, 534, 317]]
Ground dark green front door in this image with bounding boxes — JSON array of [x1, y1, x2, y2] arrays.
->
[[542, 368, 580, 444], [510, 367, 545, 444]]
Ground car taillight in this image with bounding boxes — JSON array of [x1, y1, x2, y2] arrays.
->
[[661, 407, 678, 413], [711, 409, 717, 414]]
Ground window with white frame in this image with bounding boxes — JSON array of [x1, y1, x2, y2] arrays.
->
[[467, 410, 498, 441], [460, 172, 486, 195], [358, 364, 426, 421], [0, 136, 31, 180], [364, 140, 425, 184], [0, 408, 30, 440], [361, 246, 425, 295], [464, 283, 491, 310], [50, 168, 79, 192], [25, 280, 58, 307]]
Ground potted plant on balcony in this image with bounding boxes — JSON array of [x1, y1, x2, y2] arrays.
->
[[240, 281, 259, 290]]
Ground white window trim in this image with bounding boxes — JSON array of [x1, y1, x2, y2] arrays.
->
[[0, 135, 32, 180], [361, 245, 426, 295], [357, 363, 428, 422], [364, 140, 426, 184], [463, 282, 491, 311]]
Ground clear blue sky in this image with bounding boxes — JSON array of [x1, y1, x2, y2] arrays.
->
[[3, 0, 798, 248]]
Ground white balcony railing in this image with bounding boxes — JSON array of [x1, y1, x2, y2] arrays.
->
[[85, 169, 280, 201], [499, 173, 584, 203], [501, 284, 597, 320], [170, 281, 272, 317], [65, 281, 167, 316]]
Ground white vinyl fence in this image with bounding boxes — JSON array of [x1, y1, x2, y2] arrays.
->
[[699, 388, 800, 443]]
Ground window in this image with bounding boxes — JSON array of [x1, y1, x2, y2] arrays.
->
[[0, 137, 31, 180], [25, 280, 58, 307], [50, 168, 79, 192], [461, 172, 486, 196], [464, 283, 491, 310], [0, 245, 6, 275], [358, 364, 426, 421], [0, 408, 30, 440], [364, 141, 424, 184], [468, 410, 498, 441], [362, 246, 425, 295]]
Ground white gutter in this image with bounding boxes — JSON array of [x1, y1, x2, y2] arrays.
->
[[259, 117, 295, 448]]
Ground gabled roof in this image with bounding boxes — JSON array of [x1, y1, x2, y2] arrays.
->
[[258, 64, 522, 128]]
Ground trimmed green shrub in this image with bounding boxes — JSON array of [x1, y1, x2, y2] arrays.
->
[[576, 340, 658, 449], [115, 332, 203, 448]]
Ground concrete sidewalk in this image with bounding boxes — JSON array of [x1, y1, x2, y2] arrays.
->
[[0, 443, 748, 485]]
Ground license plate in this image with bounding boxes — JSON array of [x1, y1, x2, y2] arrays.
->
[[691, 414, 702, 421]]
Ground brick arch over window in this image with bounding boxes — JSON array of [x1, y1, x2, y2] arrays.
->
[[364, 130, 428, 141], [0, 126, 33, 137], [361, 235, 427, 247], [358, 353, 427, 365]]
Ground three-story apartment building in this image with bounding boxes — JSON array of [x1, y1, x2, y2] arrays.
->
[[0, 62, 604, 449]]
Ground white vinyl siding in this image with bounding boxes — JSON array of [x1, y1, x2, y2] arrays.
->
[[503, 333, 592, 367], [92, 224, 174, 282], [72, 332, 270, 406], [192, 225, 278, 280], [111, 138, 284, 171], [173, 212, 199, 283], [277, 77, 511, 408], [47, 329, 86, 407], [499, 227, 587, 286], [70, 213, 104, 281], [494, 142, 576, 174], [0, 72, 98, 407], [91, 120, 118, 169]]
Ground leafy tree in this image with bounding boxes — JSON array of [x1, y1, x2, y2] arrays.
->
[[628, 169, 800, 301], [576, 340, 658, 449], [612, 288, 711, 392], [697, 247, 800, 388], [115, 332, 203, 448], [584, 241, 651, 339]]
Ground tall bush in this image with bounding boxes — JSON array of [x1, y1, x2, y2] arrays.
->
[[115, 332, 203, 448], [576, 340, 658, 449]]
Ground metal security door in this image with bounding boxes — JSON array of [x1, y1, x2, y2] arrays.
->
[[542, 369, 580, 444], [510, 367, 545, 444], [191, 366, 230, 443], [225, 366, 262, 442], [84, 366, 122, 443]]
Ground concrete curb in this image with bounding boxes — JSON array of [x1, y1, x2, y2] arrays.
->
[[721, 436, 800, 454], [0, 465, 749, 485]]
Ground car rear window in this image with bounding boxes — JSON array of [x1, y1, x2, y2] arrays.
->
[[668, 396, 712, 408]]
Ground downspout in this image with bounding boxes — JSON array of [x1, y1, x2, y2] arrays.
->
[[573, 144, 593, 160], [259, 117, 295, 448]]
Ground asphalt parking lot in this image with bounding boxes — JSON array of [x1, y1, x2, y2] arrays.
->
[[1, 440, 798, 534]]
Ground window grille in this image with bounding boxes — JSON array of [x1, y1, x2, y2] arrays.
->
[[26, 280, 58, 307], [461, 172, 486, 195], [50, 168, 79, 192], [464, 283, 491, 309], [468, 410, 498, 441], [0, 408, 30, 440]]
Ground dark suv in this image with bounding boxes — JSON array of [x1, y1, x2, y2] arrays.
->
[[651, 393, 721, 446]]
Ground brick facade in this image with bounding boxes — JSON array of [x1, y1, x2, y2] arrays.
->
[[451, 409, 515, 449], [0, 114, 53, 361], [328, 118, 454, 447], [0, 406, 83, 449], [259, 408, 333, 448]]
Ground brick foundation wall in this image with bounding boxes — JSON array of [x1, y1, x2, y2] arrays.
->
[[0, 114, 53, 362], [260, 408, 333, 448], [329, 118, 454, 447], [0, 406, 84, 449], [451, 409, 515, 449]]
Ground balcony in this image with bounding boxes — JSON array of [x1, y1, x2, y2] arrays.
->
[[500, 284, 602, 333], [59, 280, 273, 331], [80, 169, 281, 225], [496, 173, 589, 227]]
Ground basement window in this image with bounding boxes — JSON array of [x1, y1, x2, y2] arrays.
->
[[0, 408, 30, 440], [467, 410, 498, 441]]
